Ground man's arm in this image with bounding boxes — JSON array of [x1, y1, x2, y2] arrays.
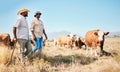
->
[[13, 27, 17, 42], [43, 29, 48, 40], [31, 31, 36, 40]]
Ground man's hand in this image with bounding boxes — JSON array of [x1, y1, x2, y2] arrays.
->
[[45, 36, 48, 40], [13, 37, 17, 43], [33, 35, 36, 40]]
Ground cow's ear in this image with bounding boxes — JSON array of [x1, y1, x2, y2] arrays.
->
[[94, 32, 98, 36], [73, 34, 76, 36], [104, 32, 109, 35], [96, 29, 100, 31], [67, 35, 70, 37]]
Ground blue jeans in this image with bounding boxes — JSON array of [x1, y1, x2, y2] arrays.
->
[[32, 37, 43, 52]]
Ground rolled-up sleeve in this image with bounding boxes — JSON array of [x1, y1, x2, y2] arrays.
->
[[13, 19, 21, 28], [30, 20, 35, 31]]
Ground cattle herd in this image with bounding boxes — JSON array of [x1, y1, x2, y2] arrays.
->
[[0, 29, 111, 57]]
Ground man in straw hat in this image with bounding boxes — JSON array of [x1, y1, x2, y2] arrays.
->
[[28, 11, 47, 58], [13, 8, 32, 64]]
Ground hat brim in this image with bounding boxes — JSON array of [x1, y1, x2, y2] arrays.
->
[[17, 8, 30, 15]]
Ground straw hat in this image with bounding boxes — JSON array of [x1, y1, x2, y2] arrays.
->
[[17, 8, 30, 15]]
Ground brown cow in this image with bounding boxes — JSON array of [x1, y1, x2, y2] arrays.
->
[[0, 33, 14, 49], [84, 29, 109, 56], [54, 34, 76, 48], [75, 37, 86, 49]]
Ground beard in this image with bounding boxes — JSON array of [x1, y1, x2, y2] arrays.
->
[[24, 14, 28, 17]]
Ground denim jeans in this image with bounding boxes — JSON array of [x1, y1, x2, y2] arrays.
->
[[32, 37, 43, 52]]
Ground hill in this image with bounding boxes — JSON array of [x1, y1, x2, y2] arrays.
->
[[47, 31, 71, 39], [108, 31, 120, 37], [46, 31, 120, 39]]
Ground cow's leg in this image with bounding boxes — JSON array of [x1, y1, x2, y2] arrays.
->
[[70, 42, 73, 49], [100, 41, 104, 56], [85, 46, 88, 53], [90, 48, 93, 55], [100, 45, 103, 52], [77, 40, 80, 49], [85, 46, 89, 56], [94, 49, 97, 56], [92, 43, 97, 56], [100, 46, 103, 55]]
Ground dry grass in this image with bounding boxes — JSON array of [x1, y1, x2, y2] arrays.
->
[[0, 37, 120, 72], [0, 47, 11, 64]]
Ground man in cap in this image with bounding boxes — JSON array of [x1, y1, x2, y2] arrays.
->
[[13, 8, 32, 64], [29, 11, 47, 58]]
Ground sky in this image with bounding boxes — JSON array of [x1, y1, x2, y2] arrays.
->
[[0, 0, 120, 37]]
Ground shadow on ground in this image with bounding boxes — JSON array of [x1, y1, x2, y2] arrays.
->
[[43, 54, 98, 66]]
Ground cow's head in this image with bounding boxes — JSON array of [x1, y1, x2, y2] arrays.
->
[[67, 34, 76, 42], [94, 30, 109, 41]]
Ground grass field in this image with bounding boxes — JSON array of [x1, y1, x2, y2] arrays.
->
[[0, 37, 120, 72]]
